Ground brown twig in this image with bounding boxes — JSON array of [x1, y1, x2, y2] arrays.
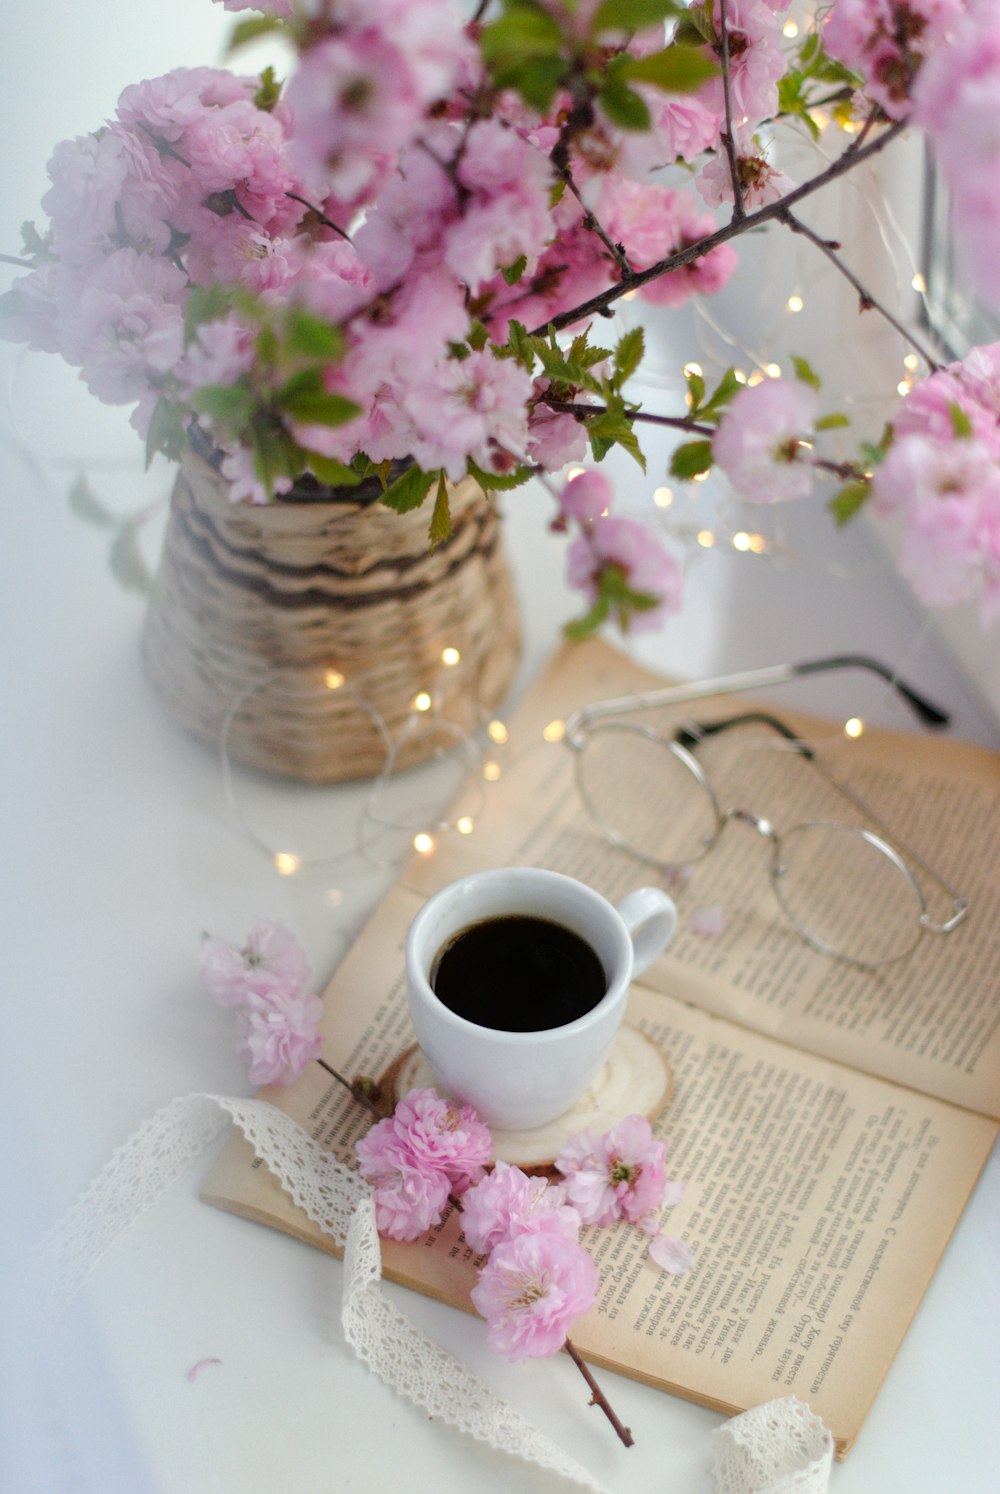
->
[[777, 206, 941, 370], [717, 0, 746, 222], [540, 396, 715, 437], [532, 118, 908, 336], [284, 192, 351, 241], [317, 1054, 636, 1447], [558, 165, 636, 283]]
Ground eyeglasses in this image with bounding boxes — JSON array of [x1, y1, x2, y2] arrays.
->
[[564, 656, 969, 967]]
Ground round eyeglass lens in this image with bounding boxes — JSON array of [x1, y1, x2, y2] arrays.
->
[[769, 821, 924, 965], [574, 723, 720, 867]]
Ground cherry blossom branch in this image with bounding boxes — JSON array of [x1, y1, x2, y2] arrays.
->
[[777, 206, 941, 369], [541, 396, 714, 437], [316, 1054, 634, 1447], [284, 192, 351, 241], [558, 165, 636, 283], [564, 1340, 634, 1448], [534, 118, 908, 335]]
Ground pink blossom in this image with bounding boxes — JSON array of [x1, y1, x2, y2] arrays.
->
[[825, 0, 963, 121], [176, 314, 256, 395], [699, 0, 787, 130], [59, 247, 186, 407], [558, 468, 614, 525], [698, 134, 796, 211], [870, 433, 1000, 623], [391, 1087, 493, 1193], [913, 2, 1000, 310], [216, 0, 294, 15], [403, 348, 534, 481], [712, 378, 819, 502], [460, 1162, 581, 1256], [526, 395, 589, 472], [557, 1115, 668, 1227], [116, 67, 254, 142], [355, 1123, 453, 1241], [199, 917, 311, 1007], [891, 366, 1000, 453], [601, 181, 738, 310], [219, 443, 295, 505], [470, 1231, 599, 1360], [566, 515, 684, 632], [235, 985, 324, 1085]]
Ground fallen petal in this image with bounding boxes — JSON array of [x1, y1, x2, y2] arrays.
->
[[186, 1357, 223, 1383], [690, 903, 726, 937], [648, 1233, 694, 1274]]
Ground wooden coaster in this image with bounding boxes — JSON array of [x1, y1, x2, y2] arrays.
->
[[387, 1023, 672, 1170]]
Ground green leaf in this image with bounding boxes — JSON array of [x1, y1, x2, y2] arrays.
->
[[507, 56, 566, 111], [109, 524, 153, 595], [564, 593, 610, 640], [68, 474, 114, 528], [283, 308, 343, 362], [700, 367, 742, 419], [144, 394, 187, 466], [183, 282, 237, 346], [226, 14, 288, 53], [620, 44, 719, 94], [190, 383, 257, 431], [591, 0, 686, 31], [586, 410, 646, 470], [670, 438, 714, 479], [828, 479, 870, 527], [467, 460, 534, 491], [428, 471, 452, 551], [949, 401, 973, 438], [501, 254, 528, 286], [815, 412, 851, 431], [379, 463, 436, 513], [279, 389, 361, 426], [505, 320, 537, 371], [791, 354, 821, 390], [613, 326, 645, 385], [467, 319, 490, 352], [685, 367, 706, 414], [480, 2, 565, 65], [254, 65, 282, 112], [599, 75, 652, 131], [303, 452, 362, 488]]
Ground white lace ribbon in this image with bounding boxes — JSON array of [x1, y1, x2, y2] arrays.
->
[[34, 1092, 832, 1494]]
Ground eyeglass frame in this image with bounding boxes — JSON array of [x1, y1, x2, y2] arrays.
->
[[563, 656, 969, 964]]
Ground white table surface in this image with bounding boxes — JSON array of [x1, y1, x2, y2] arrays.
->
[[2, 5, 999, 1491]]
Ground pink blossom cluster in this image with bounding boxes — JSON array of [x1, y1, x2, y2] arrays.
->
[[558, 469, 684, 632], [871, 342, 1000, 624], [356, 1091, 692, 1360], [356, 1087, 493, 1242], [823, 0, 964, 121], [199, 918, 323, 1085], [556, 1114, 693, 1274], [711, 376, 820, 502]]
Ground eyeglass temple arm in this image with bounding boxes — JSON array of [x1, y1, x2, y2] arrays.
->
[[564, 654, 950, 747]]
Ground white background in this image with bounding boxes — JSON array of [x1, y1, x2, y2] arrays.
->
[[1, 4, 998, 1492]]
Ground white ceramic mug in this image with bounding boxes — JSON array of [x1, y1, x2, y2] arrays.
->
[[405, 867, 677, 1131]]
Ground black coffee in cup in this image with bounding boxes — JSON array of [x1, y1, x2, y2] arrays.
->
[[429, 913, 607, 1033]]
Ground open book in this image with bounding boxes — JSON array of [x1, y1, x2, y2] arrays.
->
[[202, 638, 1000, 1456]]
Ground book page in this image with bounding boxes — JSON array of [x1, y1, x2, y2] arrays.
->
[[400, 639, 1000, 1118], [202, 884, 998, 1455]]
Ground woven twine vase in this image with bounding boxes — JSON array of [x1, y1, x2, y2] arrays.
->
[[141, 447, 522, 781]]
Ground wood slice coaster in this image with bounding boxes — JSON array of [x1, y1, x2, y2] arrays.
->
[[387, 1023, 671, 1170]]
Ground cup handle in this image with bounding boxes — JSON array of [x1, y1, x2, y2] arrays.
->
[[615, 887, 677, 977]]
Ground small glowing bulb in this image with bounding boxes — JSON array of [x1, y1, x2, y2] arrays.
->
[[653, 485, 674, 509], [683, 361, 703, 379], [904, 353, 920, 371], [543, 719, 566, 743], [692, 470, 710, 483], [844, 717, 865, 739], [733, 368, 748, 384], [783, 18, 799, 37], [732, 531, 752, 552], [765, 362, 782, 379], [811, 109, 830, 131], [456, 816, 475, 835], [413, 832, 435, 855], [840, 117, 861, 134], [622, 288, 638, 301], [897, 380, 910, 396], [487, 719, 509, 745], [748, 533, 767, 554], [747, 370, 765, 387], [413, 691, 432, 712], [324, 669, 345, 690], [786, 294, 804, 314], [697, 528, 716, 548], [441, 646, 461, 667], [567, 465, 587, 481], [912, 272, 927, 294], [483, 760, 502, 781], [275, 852, 301, 876]]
